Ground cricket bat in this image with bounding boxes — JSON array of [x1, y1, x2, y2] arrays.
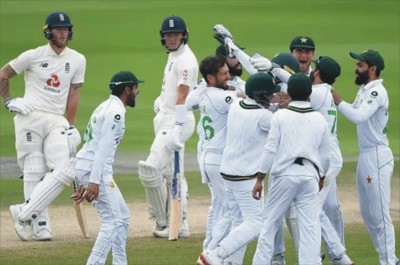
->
[[168, 151, 182, 240], [73, 180, 88, 239]]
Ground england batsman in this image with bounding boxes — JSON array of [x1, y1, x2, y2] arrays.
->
[[1, 11, 86, 241], [138, 15, 198, 238]]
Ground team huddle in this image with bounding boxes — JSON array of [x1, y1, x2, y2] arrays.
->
[[0, 10, 398, 265]]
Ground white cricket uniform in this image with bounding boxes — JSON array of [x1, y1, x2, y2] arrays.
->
[[9, 43, 86, 236], [337, 79, 398, 265], [211, 98, 272, 264], [10, 43, 86, 170], [197, 87, 237, 251], [75, 95, 130, 265], [253, 101, 330, 265], [311, 83, 346, 259], [145, 44, 198, 225]]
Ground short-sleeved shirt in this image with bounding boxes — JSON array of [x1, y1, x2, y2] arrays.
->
[[158, 44, 198, 115], [9, 44, 86, 115]]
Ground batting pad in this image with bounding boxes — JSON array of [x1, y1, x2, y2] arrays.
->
[[138, 161, 168, 227], [19, 173, 64, 222]]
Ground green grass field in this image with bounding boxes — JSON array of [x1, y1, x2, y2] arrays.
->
[[0, 0, 399, 157], [0, 162, 399, 264]]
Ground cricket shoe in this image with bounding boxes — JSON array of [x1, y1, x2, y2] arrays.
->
[[271, 253, 286, 265], [32, 221, 52, 241], [153, 220, 190, 238], [200, 250, 223, 265], [10, 204, 33, 241], [331, 253, 354, 265], [213, 24, 234, 44]]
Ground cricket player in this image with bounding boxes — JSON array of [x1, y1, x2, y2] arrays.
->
[[138, 15, 198, 238], [332, 50, 399, 265], [71, 70, 142, 265], [200, 73, 280, 265], [310, 56, 353, 265], [2, 11, 86, 241], [185, 46, 246, 261], [289, 36, 315, 76], [252, 73, 331, 265], [195, 55, 242, 256]]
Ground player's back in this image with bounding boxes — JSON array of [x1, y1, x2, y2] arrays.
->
[[221, 98, 273, 177]]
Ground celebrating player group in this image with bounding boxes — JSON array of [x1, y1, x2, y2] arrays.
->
[[0, 10, 398, 265]]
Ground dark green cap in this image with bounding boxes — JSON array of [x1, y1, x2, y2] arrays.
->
[[287, 73, 312, 100], [272, 52, 300, 74], [245, 73, 280, 98], [109, 71, 144, 90], [349, 50, 385, 71], [215, 44, 228, 56], [289, 36, 315, 51], [313, 56, 341, 80]]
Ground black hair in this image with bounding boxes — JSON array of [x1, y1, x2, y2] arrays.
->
[[111, 84, 134, 97], [199, 55, 226, 84]]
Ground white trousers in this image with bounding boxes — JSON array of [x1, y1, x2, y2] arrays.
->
[[218, 178, 262, 264], [357, 146, 398, 265], [76, 170, 130, 265], [253, 171, 321, 265]]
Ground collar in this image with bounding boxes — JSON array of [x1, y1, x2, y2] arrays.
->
[[288, 101, 312, 108], [109, 95, 126, 111], [45, 43, 69, 56], [361, 79, 383, 91], [169, 44, 188, 57]]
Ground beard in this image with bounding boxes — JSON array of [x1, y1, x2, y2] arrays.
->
[[355, 70, 369, 85], [228, 64, 243, 77]]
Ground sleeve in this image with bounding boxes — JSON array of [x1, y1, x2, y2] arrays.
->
[[176, 58, 198, 88], [259, 115, 280, 173], [337, 90, 382, 124], [71, 54, 86, 84], [89, 111, 124, 184], [318, 120, 331, 175], [8, 49, 34, 74], [270, 68, 291, 84], [258, 110, 272, 133], [185, 86, 201, 111], [221, 91, 238, 113], [233, 49, 258, 75]]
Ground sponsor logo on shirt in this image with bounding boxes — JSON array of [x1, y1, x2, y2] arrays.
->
[[44, 74, 61, 93], [40, 62, 49, 68]]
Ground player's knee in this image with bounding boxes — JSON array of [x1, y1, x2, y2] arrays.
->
[[50, 158, 76, 186], [138, 161, 163, 187], [22, 152, 46, 182]]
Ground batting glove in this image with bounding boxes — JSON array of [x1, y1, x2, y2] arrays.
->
[[166, 124, 184, 152], [67, 126, 81, 155], [5, 97, 34, 115]]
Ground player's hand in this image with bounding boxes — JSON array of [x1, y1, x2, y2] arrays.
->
[[85, 182, 99, 202], [331, 90, 343, 106], [71, 185, 86, 204], [250, 54, 272, 73], [166, 124, 184, 152], [67, 126, 81, 155], [252, 174, 265, 200], [5, 97, 34, 115]]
